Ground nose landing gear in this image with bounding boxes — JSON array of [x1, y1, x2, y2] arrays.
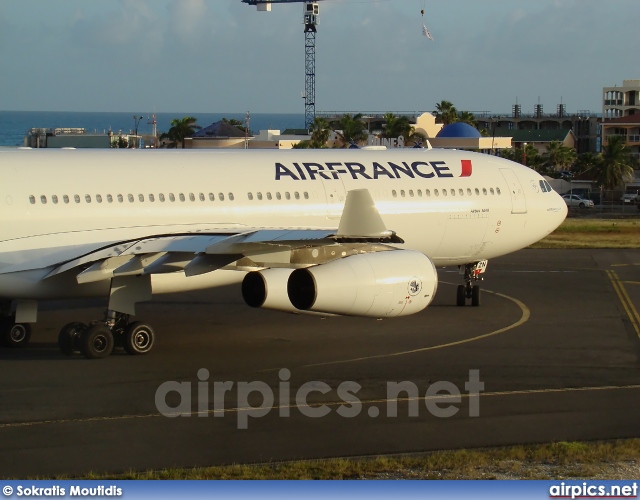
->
[[456, 260, 487, 307]]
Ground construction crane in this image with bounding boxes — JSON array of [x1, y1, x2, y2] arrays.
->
[[242, 1, 323, 130]]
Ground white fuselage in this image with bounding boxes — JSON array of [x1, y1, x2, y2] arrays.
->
[[0, 148, 567, 301]]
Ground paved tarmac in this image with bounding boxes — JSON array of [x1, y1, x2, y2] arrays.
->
[[1, 249, 639, 478]]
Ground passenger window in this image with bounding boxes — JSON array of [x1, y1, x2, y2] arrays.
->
[[392, 190, 397, 198], [401, 190, 406, 197], [229, 193, 235, 201], [276, 192, 282, 200], [285, 192, 291, 200], [417, 189, 422, 197], [199, 193, 205, 202], [29, 195, 36, 204], [169, 193, 175, 202], [482, 188, 487, 195], [107, 194, 113, 203], [248, 193, 254, 200], [451, 189, 455, 196], [146, 194, 153, 202], [267, 192, 272, 200], [128, 194, 134, 203], [475, 188, 480, 195], [459, 189, 464, 196], [96, 194, 102, 203], [75, 195, 81, 204], [435, 189, 439, 197], [257, 192, 263, 200], [117, 194, 123, 203], [41, 195, 47, 204], [63, 195, 70, 204], [179, 193, 185, 202], [138, 194, 145, 202], [467, 188, 472, 196], [219, 193, 225, 201], [52, 195, 58, 204], [159, 193, 165, 202], [304, 192, 309, 200], [294, 192, 300, 200], [496, 187, 501, 195], [442, 190, 447, 197], [209, 193, 215, 201], [425, 189, 431, 197], [490, 188, 495, 195], [85, 195, 91, 203], [189, 193, 195, 202]]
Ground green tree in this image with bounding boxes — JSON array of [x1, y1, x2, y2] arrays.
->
[[111, 136, 129, 149], [572, 152, 601, 178], [160, 116, 201, 149], [434, 100, 458, 125], [333, 113, 367, 148], [592, 135, 635, 190], [381, 113, 412, 139], [308, 117, 331, 148], [222, 118, 249, 134], [542, 140, 577, 172], [501, 144, 542, 171], [458, 111, 477, 128]]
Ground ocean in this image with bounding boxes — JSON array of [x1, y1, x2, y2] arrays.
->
[[0, 111, 305, 147]]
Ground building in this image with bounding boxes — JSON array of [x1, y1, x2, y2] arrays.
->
[[601, 80, 640, 160], [24, 128, 133, 148], [491, 129, 577, 157], [602, 79, 640, 120], [475, 105, 598, 155]]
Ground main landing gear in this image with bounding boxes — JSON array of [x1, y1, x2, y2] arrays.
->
[[0, 316, 32, 348], [456, 260, 488, 307], [58, 310, 155, 359]]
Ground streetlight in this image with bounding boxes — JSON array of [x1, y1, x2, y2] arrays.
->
[[522, 142, 527, 166], [133, 115, 143, 148]]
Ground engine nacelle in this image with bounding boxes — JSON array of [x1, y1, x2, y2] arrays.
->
[[242, 268, 297, 312], [287, 250, 438, 318]]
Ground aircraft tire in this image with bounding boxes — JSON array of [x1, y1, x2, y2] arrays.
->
[[2, 321, 32, 348], [81, 324, 114, 359], [123, 322, 155, 355], [471, 285, 481, 307], [456, 285, 466, 307], [58, 322, 86, 356]]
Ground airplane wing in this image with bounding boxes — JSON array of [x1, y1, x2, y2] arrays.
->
[[19, 189, 402, 285]]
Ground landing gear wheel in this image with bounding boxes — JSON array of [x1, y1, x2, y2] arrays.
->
[[58, 322, 86, 356], [456, 285, 466, 307], [2, 322, 32, 348], [81, 324, 114, 359], [471, 285, 481, 307], [123, 322, 155, 355]]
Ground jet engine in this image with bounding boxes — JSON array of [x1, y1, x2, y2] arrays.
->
[[242, 250, 438, 318]]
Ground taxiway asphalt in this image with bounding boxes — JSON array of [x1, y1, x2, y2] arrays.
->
[[1, 249, 639, 478]]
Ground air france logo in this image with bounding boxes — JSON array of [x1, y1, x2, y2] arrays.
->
[[408, 278, 422, 296], [275, 159, 473, 181]]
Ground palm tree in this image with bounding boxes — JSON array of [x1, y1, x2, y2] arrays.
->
[[592, 135, 635, 191], [542, 140, 577, 172], [458, 111, 477, 128], [572, 152, 600, 178], [308, 117, 331, 148], [160, 117, 201, 149], [381, 113, 411, 139], [434, 100, 458, 125], [333, 113, 367, 148]]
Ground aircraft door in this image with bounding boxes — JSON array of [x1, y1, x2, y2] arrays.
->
[[500, 168, 527, 214], [321, 177, 347, 220]]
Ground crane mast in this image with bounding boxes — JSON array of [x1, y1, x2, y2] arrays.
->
[[242, 1, 321, 130]]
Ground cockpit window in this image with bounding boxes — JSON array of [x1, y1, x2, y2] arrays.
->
[[539, 180, 548, 193]]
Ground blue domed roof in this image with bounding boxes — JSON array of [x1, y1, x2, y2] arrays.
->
[[436, 122, 482, 138]]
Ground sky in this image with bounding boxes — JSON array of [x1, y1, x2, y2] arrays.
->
[[0, 0, 638, 116]]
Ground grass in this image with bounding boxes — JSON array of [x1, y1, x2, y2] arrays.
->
[[531, 218, 640, 249], [43, 439, 640, 480]]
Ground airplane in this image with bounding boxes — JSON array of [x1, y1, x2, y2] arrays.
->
[[0, 147, 567, 359]]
